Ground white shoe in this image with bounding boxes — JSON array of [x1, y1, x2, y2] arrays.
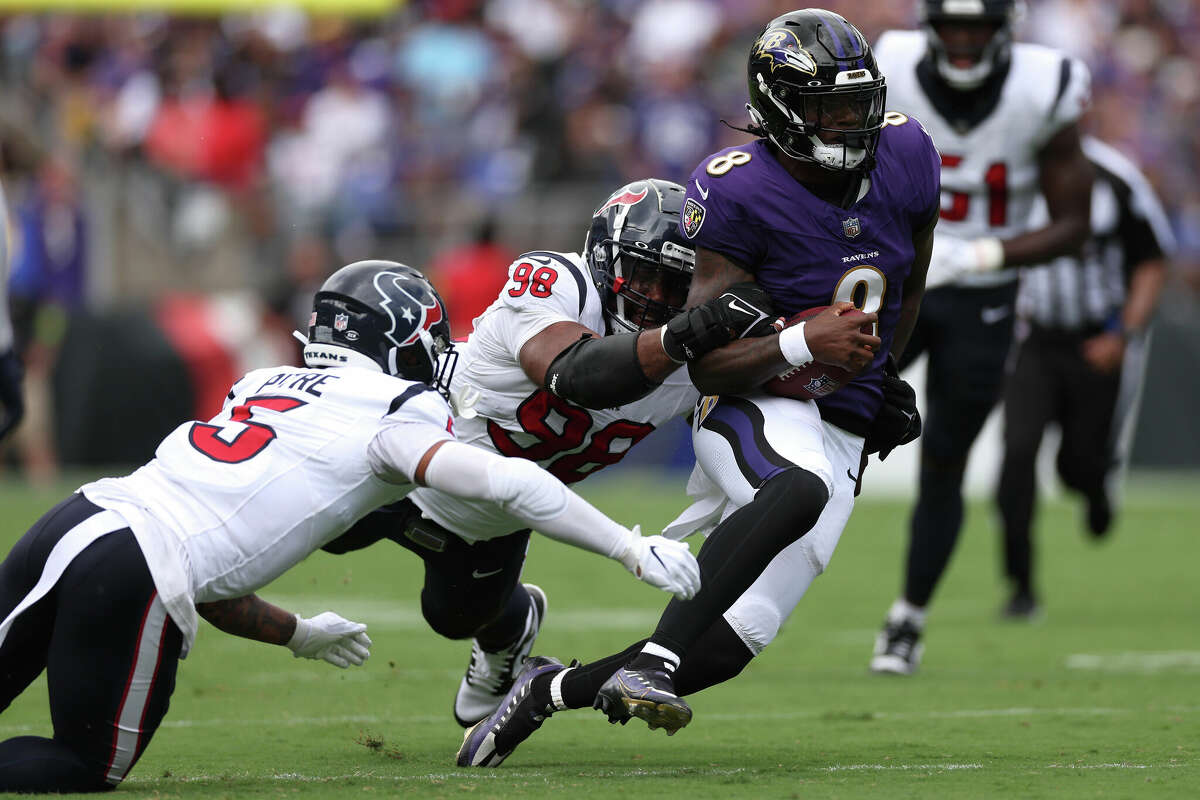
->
[[453, 584, 547, 727]]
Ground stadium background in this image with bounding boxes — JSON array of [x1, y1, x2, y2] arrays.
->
[[1, 0, 1198, 486]]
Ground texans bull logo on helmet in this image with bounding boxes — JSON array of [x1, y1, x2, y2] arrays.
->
[[374, 270, 445, 347], [595, 185, 649, 216]]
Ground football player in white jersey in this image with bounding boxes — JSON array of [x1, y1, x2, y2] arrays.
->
[[0, 260, 700, 793], [329, 179, 775, 729], [868, 0, 1095, 675]]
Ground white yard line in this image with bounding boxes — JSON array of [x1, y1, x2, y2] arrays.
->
[[1066, 651, 1200, 673], [5, 704, 1196, 736]]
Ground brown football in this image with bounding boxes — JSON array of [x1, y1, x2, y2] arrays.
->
[[762, 306, 870, 400]]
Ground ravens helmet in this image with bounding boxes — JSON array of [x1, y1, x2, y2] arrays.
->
[[584, 179, 696, 334], [304, 260, 456, 398], [746, 9, 887, 172], [921, 0, 1024, 90]]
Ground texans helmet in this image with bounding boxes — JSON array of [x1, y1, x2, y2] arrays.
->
[[746, 9, 887, 172], [304, 260, 456, 398], [584, 179, 696, 334], [921, 0, 1024, 90]]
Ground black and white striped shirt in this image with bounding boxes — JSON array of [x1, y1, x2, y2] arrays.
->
[[1017, 137, 1175, 332]]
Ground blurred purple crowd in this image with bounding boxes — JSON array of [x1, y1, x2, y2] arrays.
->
[[1, 0, 1198, 313]]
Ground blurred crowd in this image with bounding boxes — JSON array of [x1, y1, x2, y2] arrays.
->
[[3, 1, 1199, 313], [0, 0, 1198, 476]]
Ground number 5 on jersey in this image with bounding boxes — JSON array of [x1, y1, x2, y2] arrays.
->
[[189, 396, 307, 464]]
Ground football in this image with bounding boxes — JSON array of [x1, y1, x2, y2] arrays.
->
[[762, 306, 871, 400]]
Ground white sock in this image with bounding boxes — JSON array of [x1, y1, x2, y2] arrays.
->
[[640, 642, 681, 671], [549, 667, 573, 711], [888, 598, 926, 629]]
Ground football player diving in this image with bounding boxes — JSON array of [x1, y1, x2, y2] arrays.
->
[[457, 8, 935, 767], [868, 0, 1093, 675], [0, 261, 700, 793], [328, 178, 778, 730]]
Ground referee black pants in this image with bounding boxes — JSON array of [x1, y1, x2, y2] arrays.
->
[[997, 327, 1121, 596], [0, 494, 182, 793], [897, 283, 1017, 608]]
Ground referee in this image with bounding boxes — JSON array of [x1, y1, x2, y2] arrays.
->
[[996, 137, 1173, 618]]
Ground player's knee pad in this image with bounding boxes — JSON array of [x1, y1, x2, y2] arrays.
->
[[420, 593, 500, 640], [755, 467, 830, 541]]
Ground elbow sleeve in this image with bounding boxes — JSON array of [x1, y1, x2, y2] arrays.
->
[[544, 333, 658, 410]]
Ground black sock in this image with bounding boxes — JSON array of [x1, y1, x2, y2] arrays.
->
[[649, 468, 828, 655], [549, 617, 758, 710], [554, 640, 647, 709], [672, 618, 755, 696], [475, 584, 531, 651]]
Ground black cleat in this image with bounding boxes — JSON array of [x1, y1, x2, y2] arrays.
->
[[1086, 491, 1113, 539], [870, 618, 924, 675], [1000, 591, 1043, 621], [594, 666, 692, 735]]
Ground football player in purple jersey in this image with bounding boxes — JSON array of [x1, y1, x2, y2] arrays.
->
[[458, 8, 937, 767]]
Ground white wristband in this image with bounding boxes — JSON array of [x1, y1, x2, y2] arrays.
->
[[973, 237, 1005, 272], [778, 321, 813, 367]]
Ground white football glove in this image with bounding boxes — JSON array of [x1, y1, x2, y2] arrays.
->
[[618, 526, 702, 600], [925, 234, 1005, 290], [286, 612, 372, 668]]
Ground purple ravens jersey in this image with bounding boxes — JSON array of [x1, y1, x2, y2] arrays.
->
[[679, 114, 940, 428]]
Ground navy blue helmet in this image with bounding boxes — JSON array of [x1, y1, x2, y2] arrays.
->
[[304, 260, 456, 398], [584, 179, 696, 333]]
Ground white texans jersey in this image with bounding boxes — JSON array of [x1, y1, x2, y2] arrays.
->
[[83, 365, 454, 604], [874, 30, 1091, 287], [410, 249, 699, 541]]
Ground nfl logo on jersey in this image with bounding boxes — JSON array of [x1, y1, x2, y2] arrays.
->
[[333, 313, 349, 332], [842, 217, 861, 238]]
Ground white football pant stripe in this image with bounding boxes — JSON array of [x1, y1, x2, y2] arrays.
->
[[105, 592, 169, 786]]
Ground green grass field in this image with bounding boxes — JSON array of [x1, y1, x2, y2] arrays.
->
[[1, 470, 1197, 798]]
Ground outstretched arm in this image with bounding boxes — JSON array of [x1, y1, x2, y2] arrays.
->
[[197, 595, 371, 668], [365, 427, 701, 600]]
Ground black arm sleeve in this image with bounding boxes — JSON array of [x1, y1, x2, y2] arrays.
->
[[543, 332, 660, 410]]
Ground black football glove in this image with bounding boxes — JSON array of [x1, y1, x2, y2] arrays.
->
[[715, 281, 778, 339], [865, 353, 921, 460], [0, 349, 25, 443], [661, 282, 777, 363]]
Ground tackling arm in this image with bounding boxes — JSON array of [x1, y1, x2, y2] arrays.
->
[[525, 284, 779, 409], [520, 321, 673, 410], [366, 431, 701, 599]]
